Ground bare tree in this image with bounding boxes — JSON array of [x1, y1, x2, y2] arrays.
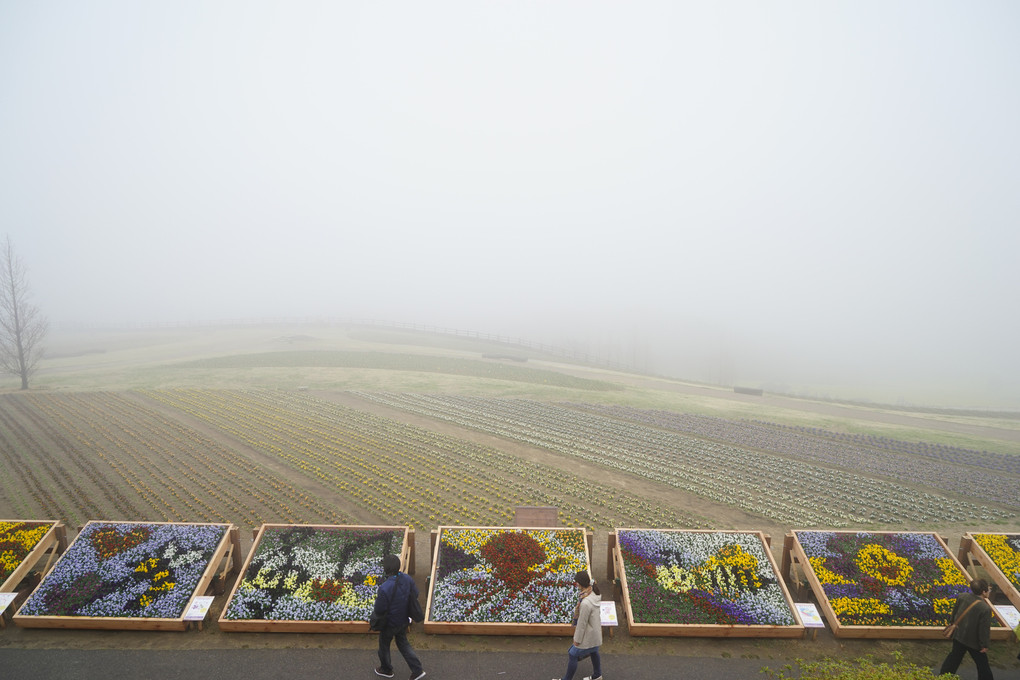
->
[[0, 236, 48, 389]]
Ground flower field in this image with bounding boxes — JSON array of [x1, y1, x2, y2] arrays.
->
[[791, 530, 1008, 638], [220, 524, 408, 632], [425, 527, 589, 634], [142, 389, 705, 531], [0, 388, 1014, 536], [574, 404, 1020, 510], [356, 393, 1013, 527], [15, 521, 231, 630], [615, 529, 802, 637], [0, 392, 350, 528], [968, 533, 1020, 608]]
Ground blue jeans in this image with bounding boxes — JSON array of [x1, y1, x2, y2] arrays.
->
[[561, 644, 601, 680], [378, 624, 423, 676]]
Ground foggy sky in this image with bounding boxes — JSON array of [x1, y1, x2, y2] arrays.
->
[[1, 2, 1018, 407]]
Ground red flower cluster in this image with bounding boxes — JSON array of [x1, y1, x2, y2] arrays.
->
[[90, 527, 151, 560], [308, 578, 349, 603], [480, 531, 546, 592]]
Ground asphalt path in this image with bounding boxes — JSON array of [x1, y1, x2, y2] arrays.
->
[[4, 648, 1020, 680]]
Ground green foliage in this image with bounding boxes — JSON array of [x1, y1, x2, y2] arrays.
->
[[761, 653, 955, 680]]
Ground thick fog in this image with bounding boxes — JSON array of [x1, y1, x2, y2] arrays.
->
[[1, 2, 1018, 407]]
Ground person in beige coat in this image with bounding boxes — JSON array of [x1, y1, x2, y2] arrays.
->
[[553, 570, 603, 680]]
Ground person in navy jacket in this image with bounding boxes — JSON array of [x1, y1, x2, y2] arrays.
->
[[373, 554, 425, 680]]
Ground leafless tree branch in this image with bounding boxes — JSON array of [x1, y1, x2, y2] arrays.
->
[[0, 235, 49, 389]]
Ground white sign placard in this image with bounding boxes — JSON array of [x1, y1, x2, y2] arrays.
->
[[599, 601, 618, 626], [993, 605, 1019, 632], [0, 592, 17, 614], [795, 602, 825, 628], [184, 596, 215, 621]]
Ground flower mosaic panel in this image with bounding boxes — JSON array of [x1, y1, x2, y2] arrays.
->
[[1, 521, 54, 584], [972, 534, 1020, 594], [617, 530, 797, 626], [18, 522, 227, 619], [223, 526, 405, 622], [429, 528, 589, 624], [795, 531, 971, 627]]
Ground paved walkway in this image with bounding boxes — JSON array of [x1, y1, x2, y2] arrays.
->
[[4, 648, 1019, 680]]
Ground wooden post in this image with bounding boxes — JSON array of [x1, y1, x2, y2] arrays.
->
[[55, 523, 68, 552], [607, 532, 617, 583], [957, 536, 974, 575], [230, 527, 243, 573], [407, 530, 416, 575], [781, 534, 795, 583]]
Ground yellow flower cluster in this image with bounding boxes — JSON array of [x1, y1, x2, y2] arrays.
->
[[856, 544, 912, 586], [705, 544, 760, 574], [442, 529, 496, 557], [655, 565, 696, 594], [933, 597, 956, 615], [133, 558, 176, 608], [809, 556, 853, 585], [831, 596, 891, 619], [654, 544, 762, 596], [0, 522, 51, 579], [974, 534, 1020, 589], [242, 567, 280, 591], [935, 557, 969, 586], [135, 557, 160, 573]]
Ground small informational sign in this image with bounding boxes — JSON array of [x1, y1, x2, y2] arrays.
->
[[184, 596, 215, 621], [993, 605, 1019, 633], [795, 602, 825, 628], [0, 592, 17, 614], [600, 601, 618, 626]]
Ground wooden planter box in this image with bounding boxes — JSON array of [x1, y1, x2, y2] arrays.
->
[[424, 526, 591, 636], [14, 521, 237, 631], [0, 520, 66, 593], [612, 529, 804, 637], [1, 520, 67, 629], [959, 533, 1020, 610], [219, 524, 412, 633], [788, 530, 1013, 640]]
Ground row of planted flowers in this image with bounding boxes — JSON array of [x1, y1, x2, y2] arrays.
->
[[354, 393, 1007, 526], [6, 522, 1020, 634]]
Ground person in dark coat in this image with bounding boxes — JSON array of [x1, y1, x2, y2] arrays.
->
[[372, 554, 425, 680], [939, 578, 994, 680]]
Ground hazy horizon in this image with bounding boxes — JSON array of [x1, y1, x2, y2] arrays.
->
[[3, 2, 1018, 408]]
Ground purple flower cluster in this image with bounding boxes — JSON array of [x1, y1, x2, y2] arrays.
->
[[19, 522, 227, 619], [617, 530, 796, 626]]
